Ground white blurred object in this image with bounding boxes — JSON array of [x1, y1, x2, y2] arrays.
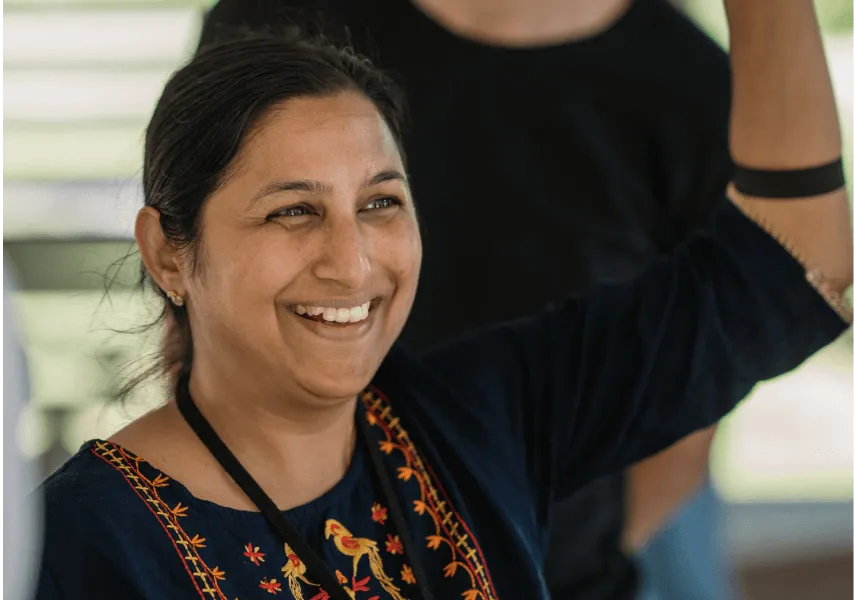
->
[[3, 180, 141, 240], [712, 338, 853, 503], [5, 70, 172, 122], [4, 9, 198, 66], [4, 263, 42, 600]]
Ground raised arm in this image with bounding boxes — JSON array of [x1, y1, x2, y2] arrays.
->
[[420, 0, 851, 503], [725, 0, 853, 314]]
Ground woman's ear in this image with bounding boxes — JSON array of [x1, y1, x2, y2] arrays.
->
[[136, 207, 184, 294]]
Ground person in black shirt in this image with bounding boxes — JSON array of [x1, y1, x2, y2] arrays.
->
[[197, 0, 733, 597]]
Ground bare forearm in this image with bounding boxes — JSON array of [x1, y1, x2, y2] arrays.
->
[[622, 426, 716, 552], [727, 0, 840, 166], [725, 0, 853, 295]]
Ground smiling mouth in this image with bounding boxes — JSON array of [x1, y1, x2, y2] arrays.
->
[[289, 298, 382, 326]]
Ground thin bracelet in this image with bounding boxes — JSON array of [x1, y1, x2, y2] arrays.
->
[[728, 193, 853, 324], [804, 271, 853, 325]]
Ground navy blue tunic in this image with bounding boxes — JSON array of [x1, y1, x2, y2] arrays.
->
[[37, 201, 847, 599], [198, 0, 736, 595]]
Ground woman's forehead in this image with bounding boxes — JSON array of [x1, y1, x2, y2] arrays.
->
[[244, 92, 403, 174], [209, 92, 406, 208]]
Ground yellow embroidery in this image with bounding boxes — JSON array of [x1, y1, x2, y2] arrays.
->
[[259, 577, 283, 594], [401, 564, 416, 585], [361, 389, 499, 600], [384, 534, 403, 555], [243, 543, 265, 566], [93, 384, 499, 600], [281, 543, 320, 600], [91, 441, 229, 600], [371, 502, 389, 525], [324, 519, 404, 600]]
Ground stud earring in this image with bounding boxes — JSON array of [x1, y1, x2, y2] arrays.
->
[[166, 290, 185, 307]]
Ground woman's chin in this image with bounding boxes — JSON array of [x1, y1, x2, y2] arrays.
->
[[297, 370, 376, 404], [282, 342, 390, 403]]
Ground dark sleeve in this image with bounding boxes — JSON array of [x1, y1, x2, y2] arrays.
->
[[544, 473, 639, 599], [36, 461, 154, 600], [424, 199, 847, 501], [35, 559, 143, 600], [35, 566, 68, 600]]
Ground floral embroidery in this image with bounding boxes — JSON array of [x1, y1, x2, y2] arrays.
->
[[244, 543, 266, 566], [259, 577, 282, 594], [371, 503, 388, 525], [361, 388, 499, 600], [91, 442, 228, 600], [401, 565, 416, 585], [352, 575, 371, 592], [385, 534, 403, 555], [92, 384, 498, 600], [426, 535, 445, 551], [324, 519, 405, 600]]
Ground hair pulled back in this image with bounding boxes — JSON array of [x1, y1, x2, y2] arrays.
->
[[119, 30, 407, 401]]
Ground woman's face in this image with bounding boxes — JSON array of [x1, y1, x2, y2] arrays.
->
[[177, 91, 421, 403]]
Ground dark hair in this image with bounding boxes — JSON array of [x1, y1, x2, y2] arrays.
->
[[117, 30, 407, 402]]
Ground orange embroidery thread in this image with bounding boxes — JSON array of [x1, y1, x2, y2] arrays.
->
[[324, 519, 404, 600], [92, 442, 229, 600], [361, 388, 499, 600]]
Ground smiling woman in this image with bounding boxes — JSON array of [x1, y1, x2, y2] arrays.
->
[[36, 11, 851, 600], [123, 34, 418, 416], [137, 89, 419, 405]]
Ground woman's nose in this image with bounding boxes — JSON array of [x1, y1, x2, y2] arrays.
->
[[311, 219, 371, 289]]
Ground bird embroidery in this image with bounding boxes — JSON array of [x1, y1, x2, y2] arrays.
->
[[324, 519, 405, 600], [281, 543, 320, 600]]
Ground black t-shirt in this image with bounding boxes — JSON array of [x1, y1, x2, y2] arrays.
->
[[200, 0, 732, 348], [198, 1, 732, 597]]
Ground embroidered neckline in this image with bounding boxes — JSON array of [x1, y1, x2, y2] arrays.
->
[[84, 436, 368, 521], [88, 386, 499, 599], [361, 387, 499, 599]]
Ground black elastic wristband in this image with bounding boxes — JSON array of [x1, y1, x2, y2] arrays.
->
[[733, 158, 845, 198]]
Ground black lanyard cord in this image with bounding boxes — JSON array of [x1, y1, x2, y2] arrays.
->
[[175, 375, 351, 600], [175, 374, 433, 600], [358, 413, 435, 600]]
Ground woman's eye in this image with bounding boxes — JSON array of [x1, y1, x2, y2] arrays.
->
[[269, 205, 312, 219], [364, 197, 401, 211]]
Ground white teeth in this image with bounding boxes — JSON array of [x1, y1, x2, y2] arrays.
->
[[300, 301, 372, 323]]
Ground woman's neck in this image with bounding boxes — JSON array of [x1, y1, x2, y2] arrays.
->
[[413, 0, 632, 47], [185, 367, 359, 511], [112, 367, 359, 513]]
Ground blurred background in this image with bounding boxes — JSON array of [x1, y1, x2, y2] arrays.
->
[[3, 0, 853, 598]]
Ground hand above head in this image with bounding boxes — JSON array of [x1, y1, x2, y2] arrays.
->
[[723, 0, 852, 319]]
